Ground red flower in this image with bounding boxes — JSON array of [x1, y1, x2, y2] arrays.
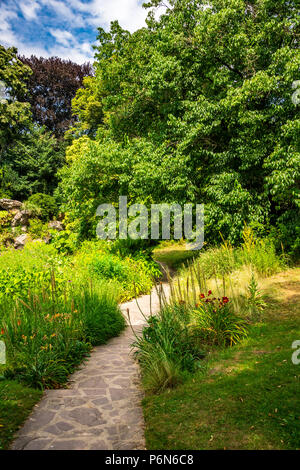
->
[[200, 293, 205, 299], [222, 296, 229, 304], [17, 320, 21, 326], [1, 328, 4, 335], [208, 290, 212, 296]]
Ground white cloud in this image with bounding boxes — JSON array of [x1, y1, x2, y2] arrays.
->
[[82, 0, 147, 32], [66, 0, 147, 32], [19, 1, 41, 21], [48, 43, 93, 63], [49, 28, 94, 63], [40, 0, 84, 27], [49, 29, 74, 47], [0, 4, 19, 47], [0, 0, 153, 63]]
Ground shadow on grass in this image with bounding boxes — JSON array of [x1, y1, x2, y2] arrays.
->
[[143, 317, 300, 450], [153, 248, 199, 272]]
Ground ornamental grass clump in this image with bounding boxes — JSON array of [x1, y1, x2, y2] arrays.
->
[[132, 304, 205, 393]]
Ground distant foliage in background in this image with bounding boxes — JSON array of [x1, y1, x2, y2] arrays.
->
[[0, 48, 92, 200], [0, 1, 299, 256], [0, 45, 32, 158], [1, 126, 65, 199]]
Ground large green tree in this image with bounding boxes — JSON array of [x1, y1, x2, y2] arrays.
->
[[1, 125, 65, 200], [61, 0, 300, 252], [0, 45, 66, 200], [0, 45, 32, 157]]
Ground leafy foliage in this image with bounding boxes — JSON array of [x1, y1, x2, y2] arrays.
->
[[0, 45, 32, 157], [61, 0, 299, 254], [19, 56, 93, 138], [25, 193, 57, 221], [1, 126, 65, 199]]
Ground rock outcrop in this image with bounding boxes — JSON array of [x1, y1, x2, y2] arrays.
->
[[12, 210, 31, 229], [0, 198, 65, 250], [48, 220, 64, 231], [14, 234, 28, 250], [0, 199, 22, 211]]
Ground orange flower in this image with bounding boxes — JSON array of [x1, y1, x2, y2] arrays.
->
[[1, 328, 4, 335], [17, 320, 21, 326]]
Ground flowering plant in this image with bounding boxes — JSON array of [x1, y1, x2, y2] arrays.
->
[[189, 291, 248, 347]]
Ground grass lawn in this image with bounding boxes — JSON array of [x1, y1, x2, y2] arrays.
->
[[0, 379, 42, 450], [143, 268, 300, 450], [153, 242, 198, 271]]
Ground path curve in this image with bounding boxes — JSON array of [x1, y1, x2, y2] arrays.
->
[[11, 284, 169, 451]]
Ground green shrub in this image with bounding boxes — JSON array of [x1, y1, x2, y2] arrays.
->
[[25, 193, 57, 221], [70, 241, 160, 301], [28, 218, 49, 239], [239, 226, 286, 277], [50, 230, 78, 254], [89, 254, 130, 282], [0, 211, 12, 229], [0, 243, 68, 305], [75, 286, 126, 345]]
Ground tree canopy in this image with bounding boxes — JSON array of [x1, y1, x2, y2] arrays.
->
[[0, 46, 92, 200], [0, 45, 32, 155], [19, 56, 93, 138], [60, 0, 300, 252]]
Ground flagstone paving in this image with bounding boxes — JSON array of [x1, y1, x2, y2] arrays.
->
[[11, 284, 169, 450]]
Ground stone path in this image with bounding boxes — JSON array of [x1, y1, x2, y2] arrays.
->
[[11, 284, 170, 450]]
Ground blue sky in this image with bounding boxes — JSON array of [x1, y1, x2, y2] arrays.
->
[[0, 0, 150, 63]]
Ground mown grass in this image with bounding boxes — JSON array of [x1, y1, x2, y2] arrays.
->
[[142, 268, 300, 450], [0, 379, 42, 450], [153, 241, 198, 271]]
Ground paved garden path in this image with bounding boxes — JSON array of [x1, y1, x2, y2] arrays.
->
[[11, 284, 170, 450]]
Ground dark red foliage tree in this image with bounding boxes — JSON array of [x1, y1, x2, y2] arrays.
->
[[19, 56, 93, 138]]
